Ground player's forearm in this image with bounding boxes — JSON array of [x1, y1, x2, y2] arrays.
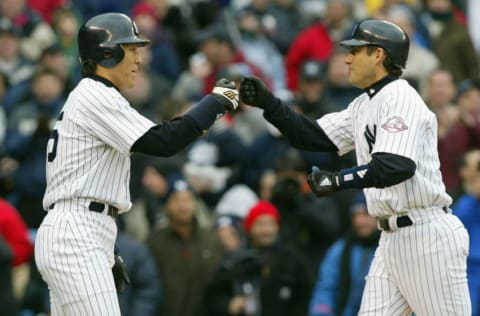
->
[[262, 97, 338, 152], [131, 116, 202, 156], [341, 153, 416, 189], [309, 153, 416, 196]]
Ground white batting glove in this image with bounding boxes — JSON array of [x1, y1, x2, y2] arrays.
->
[[212, 78, 239, 112]]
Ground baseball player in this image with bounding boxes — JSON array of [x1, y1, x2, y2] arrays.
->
[[34, 12, 239, 316], [239, 19, 471, 315]]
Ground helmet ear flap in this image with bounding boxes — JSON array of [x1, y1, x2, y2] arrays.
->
[[99, 45, 125, 68]]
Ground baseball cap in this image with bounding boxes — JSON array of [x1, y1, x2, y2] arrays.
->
[[300, 60, 326, 81], [195, 26, 234, 47]]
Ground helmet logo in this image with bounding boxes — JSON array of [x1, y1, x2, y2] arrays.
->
[[132, 21, 139, 36]]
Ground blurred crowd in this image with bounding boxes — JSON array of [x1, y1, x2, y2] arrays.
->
[[0, 0, 480, 315]]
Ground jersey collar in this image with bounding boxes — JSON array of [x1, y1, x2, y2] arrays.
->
[[88, 75, 120, 92], [364, 74, 398, 99]]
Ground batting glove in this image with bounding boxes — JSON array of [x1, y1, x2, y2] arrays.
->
[[212, 78, 239, 112], [112, 253, 131, 293], [307, 166, 340, 197], [239, 76, 275, 109]]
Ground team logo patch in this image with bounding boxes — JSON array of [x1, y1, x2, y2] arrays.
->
[[381, 116, 408, 133]]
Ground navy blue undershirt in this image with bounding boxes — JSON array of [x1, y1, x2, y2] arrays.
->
[[262, 75, 416, 189]]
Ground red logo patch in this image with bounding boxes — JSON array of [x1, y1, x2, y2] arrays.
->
[[381, 116, 408, 133]]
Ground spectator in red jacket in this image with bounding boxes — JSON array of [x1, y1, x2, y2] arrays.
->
[[285, 20, 334, 92], [0, 197, 33, 266]]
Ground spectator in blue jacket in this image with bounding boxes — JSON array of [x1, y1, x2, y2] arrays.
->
[[453, 149, 480, 316], [309, 192, 379, 316], [5, 67, 64, 228], [116, 230, 162, 316]]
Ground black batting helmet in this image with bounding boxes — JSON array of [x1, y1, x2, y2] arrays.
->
[[340, 19, 409, 68], [77, 12, 150, 68]]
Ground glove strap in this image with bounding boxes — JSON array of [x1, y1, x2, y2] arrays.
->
[[338, 164, 369, 189]]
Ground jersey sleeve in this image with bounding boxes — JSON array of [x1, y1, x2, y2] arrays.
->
[[316, 106, 355, 156], [76, 90, 155, 155], [371, 89, 425, 161]]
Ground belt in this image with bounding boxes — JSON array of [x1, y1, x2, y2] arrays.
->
[[378, 206, 449, 232], [378, 215, 412, 231], [48, 201, 119, 219]]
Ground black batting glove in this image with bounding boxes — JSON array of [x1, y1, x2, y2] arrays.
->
[[212, 78, 239, 112], [239, 76, 275, 109], [112, 253, 130, 293], [307, 166, 341, 197]]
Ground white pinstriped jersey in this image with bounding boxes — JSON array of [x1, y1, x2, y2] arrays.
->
[[318, 79, 452, 217], [42, 77, 155, 213]]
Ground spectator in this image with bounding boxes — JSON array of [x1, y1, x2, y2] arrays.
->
[[425, 70, 480, 196], [0, 234, 17, 316], [183, 121, 249, 209], [0, 0, 56, 61], [235, 7, 286, 92], [0, 197, 34, 315], [132, 1, 181, 84], [122, 43, 172, 122], [0, 17, 35, 88], [215, 184, 259, 219], [295, 59, 334, 119], [27, 0, 66, 24], [147, 175, 224, 316], [285, 15, 334, 92], [214, 214, 246, 255], [420, 0, 479, 83], [383, 4, 440, 93], [39, 44, 80, 96], [139, 159, 182, 229], [322, 0, 357, 44], [309, 193, 379, 316], [195, 25, 269, 95], [205, 200, 313, 316], [323, 49, 362, 111], [172, 52, 212, 102], [116, 230, 161, 316], [269, 149, 342, 274], [5, 67, 64, 228], [51, 6, 81, 81], [265, 0, 302, 54], [453, 149, 480, 316]]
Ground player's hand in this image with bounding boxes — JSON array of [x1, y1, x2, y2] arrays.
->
[[112, 254, 130, 293], [239, 76, 274, 109], [307, 166, 340, 197], [212, 78, 239, 112]]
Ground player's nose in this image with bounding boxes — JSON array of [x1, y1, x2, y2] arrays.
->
[[345, 53, 353, 64]]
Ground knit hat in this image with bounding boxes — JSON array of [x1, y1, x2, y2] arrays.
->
[[243, 200, 280, 233]]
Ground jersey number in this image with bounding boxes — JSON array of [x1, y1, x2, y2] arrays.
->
[[47, 111, 64, 162]]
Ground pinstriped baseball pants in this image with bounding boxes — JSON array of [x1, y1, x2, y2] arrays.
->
[[34, 201, 120, 315], [359, 210, 471, 316]]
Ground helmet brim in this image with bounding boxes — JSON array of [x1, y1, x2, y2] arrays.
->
[[339, 39, 371, 48], [107, 37, 151, 47]]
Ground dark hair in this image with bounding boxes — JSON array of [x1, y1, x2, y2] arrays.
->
[[81, 59, 97, 77], [366, 45, 403, 77]]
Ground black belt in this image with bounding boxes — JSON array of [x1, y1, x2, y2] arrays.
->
[[48, 201, 119, 219], [378, 206, 449, 232], [378, 215, 412, 231]]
